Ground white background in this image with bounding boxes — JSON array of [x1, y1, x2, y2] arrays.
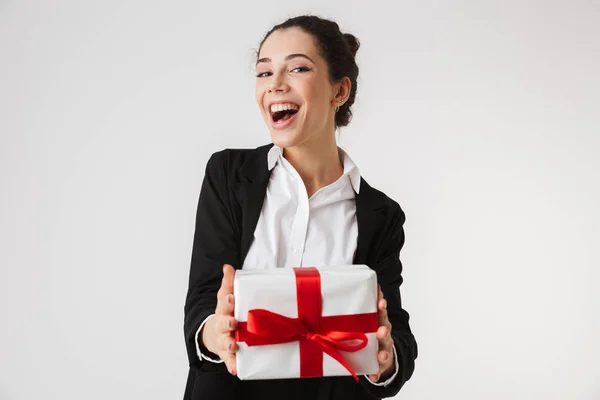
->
[[1, 1, 599, 399]]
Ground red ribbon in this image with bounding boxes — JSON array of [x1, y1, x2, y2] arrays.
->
[[236, 267, 378, 382]]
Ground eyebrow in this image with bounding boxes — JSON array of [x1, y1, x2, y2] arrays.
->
[[256, 53, 315, 66]]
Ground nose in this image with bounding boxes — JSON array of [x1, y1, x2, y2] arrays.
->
[[268, 83, 286, 93], [268, 74, 288, 93]]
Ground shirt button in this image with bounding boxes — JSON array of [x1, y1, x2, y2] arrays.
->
[[293, 248, 300, 254]]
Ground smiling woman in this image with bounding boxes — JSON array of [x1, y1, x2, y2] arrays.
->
[[183, 15, 417, 400], [254, 21, 359, 151]]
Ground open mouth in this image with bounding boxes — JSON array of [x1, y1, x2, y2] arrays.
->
[[269, 103, 300, 124], [272, 108, 298, 123]]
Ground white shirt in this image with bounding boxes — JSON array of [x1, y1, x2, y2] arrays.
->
[[243, 145, 360, 270], [196, 145, 398, 386]]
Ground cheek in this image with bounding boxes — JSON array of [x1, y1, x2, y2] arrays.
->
[[255, 87, 267, 112], [254, 85, 262, 103], [302, 83, 331, 119], [304, 78, 331, 105]]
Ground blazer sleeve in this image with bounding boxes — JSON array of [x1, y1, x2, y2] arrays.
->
[[183, 150, 241, 368], [359, 203, 418, 399]]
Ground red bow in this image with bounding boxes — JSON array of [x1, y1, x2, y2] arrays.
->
[[236, 267, 377, 382]]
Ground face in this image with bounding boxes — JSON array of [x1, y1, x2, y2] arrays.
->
[[255, 27, 341, 149]]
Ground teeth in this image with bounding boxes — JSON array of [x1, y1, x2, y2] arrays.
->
[[270, 103, 299, 113]]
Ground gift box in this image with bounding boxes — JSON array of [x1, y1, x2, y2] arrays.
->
[[234, 265, 379, 381]]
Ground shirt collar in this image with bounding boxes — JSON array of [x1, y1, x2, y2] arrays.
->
[[267, 145, 362, 193]]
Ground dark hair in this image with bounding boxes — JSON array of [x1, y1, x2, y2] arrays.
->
[[258, 15, 360, 128]]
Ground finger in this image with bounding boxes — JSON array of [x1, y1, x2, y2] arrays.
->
[[218, 315, 237, 333], [216, 264, 235, 303], [378, 303, 389, 328], [376, 325, 390, 340], [215, 293, 235, 315], [222, 264, 235, 294], [378, 298, 387, 311], [377, 326, 393, 349], [220, 333, 238, 354], [222, 351, 237, 376], [368, 373, 380, 382], [377, 284, 383, 304], [377, 349, 391, 365]]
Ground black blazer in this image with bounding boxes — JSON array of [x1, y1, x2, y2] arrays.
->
[[183, 143, 417, 400]]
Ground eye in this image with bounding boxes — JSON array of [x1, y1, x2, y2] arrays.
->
[[256, 71, 272, 78], [291, 66, 311, 73]]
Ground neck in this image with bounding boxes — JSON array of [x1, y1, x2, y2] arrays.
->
[[282, 134, 344, 198]]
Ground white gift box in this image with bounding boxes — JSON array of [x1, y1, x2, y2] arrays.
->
[[233, 265, 379, 381]]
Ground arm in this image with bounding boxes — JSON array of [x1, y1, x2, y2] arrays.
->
[[183, 150, 240, 369], [359, 203, 418, 398]]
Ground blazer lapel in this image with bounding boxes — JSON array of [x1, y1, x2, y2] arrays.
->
[[231, 143, 274, 264], [354, 178, 387, 265]]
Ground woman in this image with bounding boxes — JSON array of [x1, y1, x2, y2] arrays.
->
[[183, 15, 417, 400]]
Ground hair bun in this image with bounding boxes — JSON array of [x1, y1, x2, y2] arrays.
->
[[342, 33, 360, 57]]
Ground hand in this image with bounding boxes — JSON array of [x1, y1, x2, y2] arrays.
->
[[200, 264, 238, 375], [368, 284, 396, 383]]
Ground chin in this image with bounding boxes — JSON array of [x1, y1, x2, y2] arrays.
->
[[268, 130, 301, 149]]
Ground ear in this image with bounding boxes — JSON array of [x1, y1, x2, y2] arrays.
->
[[331, 77, 352, 107]]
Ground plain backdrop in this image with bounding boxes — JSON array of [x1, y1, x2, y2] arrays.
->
[[1, 1, 599, 399]]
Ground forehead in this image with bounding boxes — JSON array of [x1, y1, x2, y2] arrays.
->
[[259, 27, 320, 60]]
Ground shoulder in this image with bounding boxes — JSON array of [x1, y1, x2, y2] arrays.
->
[[359, 177, 406, 225], [206, 143, 273, 166], [204, 143, 273, 176]]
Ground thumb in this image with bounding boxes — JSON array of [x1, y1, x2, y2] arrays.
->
[[222, 264, 235, 294]]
